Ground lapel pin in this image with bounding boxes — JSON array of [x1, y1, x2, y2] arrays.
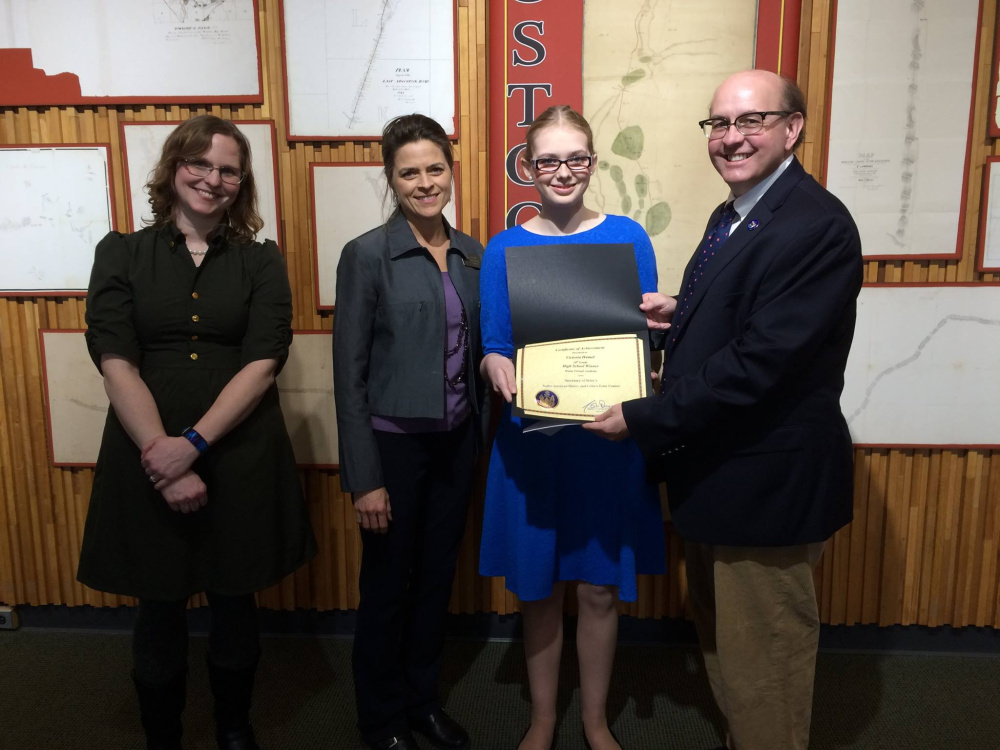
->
[[747, 219, 760, 230]]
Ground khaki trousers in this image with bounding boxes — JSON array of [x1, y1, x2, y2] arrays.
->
[[684, 540, 826, 750]]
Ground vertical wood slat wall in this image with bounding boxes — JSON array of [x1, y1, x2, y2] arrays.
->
[[0, 0, 997, 628], [797, 0, 1000, 628]]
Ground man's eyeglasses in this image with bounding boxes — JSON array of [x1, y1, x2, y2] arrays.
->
[[182, 159, 246, 185], [698, 111, 794, 140], [531, 155, 595, 173]]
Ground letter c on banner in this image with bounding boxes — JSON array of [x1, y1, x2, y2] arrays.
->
[[505, 143, 533, 187], [506, 201, 542, 228]]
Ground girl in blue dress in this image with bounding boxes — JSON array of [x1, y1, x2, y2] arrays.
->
[[479, 106, 666, 750]]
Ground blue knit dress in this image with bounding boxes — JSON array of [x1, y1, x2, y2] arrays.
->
[[478, 215, 666, 601]]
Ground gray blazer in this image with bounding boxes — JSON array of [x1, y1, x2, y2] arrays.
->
[[333, 211, 487, 493]]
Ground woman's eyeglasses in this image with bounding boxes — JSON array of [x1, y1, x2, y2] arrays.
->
[[182, 159, 246, 185], [531, 155, 595, 173]]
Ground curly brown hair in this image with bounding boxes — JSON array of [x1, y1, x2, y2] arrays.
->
[[144, 115, 263, 243]]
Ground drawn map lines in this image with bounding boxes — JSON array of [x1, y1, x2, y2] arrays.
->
[[346, 0, 395, 130], [846, 314, 1000, 424]]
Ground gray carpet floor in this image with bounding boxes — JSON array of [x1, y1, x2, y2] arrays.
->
[[2, 629, 998, 749]]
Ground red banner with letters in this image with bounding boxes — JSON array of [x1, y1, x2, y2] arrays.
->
[[487, 0, 797, 237], [488, 0, 584, 236]]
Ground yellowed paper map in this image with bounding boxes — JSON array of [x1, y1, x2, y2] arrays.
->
[[583, 0, 757, 291]]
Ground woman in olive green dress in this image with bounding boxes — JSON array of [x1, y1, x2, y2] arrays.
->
[[77, 115, 315, 750]]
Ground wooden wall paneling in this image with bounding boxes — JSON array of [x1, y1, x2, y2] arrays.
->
[[841, 449, 869, 624], [860, 451, 887, 624], [900, 451, 931, 625], [314, 472, 334, 611], [971, 450, 996, 626], [877, 450, 909, 626], [0, 0, 997, 628], [988, 460, 1000, 627], [0, 300, 19, 605], [933, 452, 965, 626], [955, 450, 988, 625]]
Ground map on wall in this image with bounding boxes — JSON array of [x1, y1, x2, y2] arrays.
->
[[582, 0, 757, 292], [0, 0, 261, 105], [41, 330, 339, 467], [311, 163, 458, 309], [977, 157, 1000, 272], [842, 285, 1000, 447], [824, 0, 980, 259], [281, 0, 456, 139], [121, 121, 281, 245], [0, 145, 114, 294]]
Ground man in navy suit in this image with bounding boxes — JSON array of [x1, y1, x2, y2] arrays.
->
[[585, 70, 863, 749]]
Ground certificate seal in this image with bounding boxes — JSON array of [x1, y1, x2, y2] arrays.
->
[[535, 390, 559, 409]]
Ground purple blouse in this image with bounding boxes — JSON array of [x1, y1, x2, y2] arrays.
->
[[371, 272, 470, 433]]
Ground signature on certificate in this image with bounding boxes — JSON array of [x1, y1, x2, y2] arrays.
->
[[583, 399, 611, 413]]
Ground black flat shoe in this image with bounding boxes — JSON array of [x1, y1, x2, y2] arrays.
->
[[410, 709, 469, 749], [365, 734, 420, 750], [217, 725, 260, 750]]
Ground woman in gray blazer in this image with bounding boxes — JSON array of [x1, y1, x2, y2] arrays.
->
[[333, 114, 487, 750]]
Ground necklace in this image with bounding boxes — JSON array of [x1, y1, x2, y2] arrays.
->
[[445, 306, 469, 392], [188, 248, 208, 256]]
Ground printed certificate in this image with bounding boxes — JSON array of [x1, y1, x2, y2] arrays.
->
[[515, 334, 647, 421]]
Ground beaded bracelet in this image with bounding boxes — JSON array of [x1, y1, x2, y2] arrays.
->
[[180, 427, 209, 454]]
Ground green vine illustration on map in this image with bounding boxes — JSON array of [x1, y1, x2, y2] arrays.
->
[[589, 20, 673, 238]]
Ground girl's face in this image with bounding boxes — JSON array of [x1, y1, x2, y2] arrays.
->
[[523, 124, 595, 210]]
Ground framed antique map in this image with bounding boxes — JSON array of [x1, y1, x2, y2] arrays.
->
[[0, 0, 262, 105], [0, 144, 115, 295], [280, 0, 457, 140]]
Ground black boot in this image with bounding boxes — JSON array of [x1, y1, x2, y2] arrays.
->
[[207, 655, 261, 750], [132, 670, 185, 750]]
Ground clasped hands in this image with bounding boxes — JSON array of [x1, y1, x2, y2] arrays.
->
[[141, 435, 207, 514]]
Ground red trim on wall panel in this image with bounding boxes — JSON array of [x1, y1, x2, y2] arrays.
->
[[755, 0, 802, 77]]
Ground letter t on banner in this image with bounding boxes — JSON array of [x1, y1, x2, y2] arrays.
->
[[489, 0, 584, 235]]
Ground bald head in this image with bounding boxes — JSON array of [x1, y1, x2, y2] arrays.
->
[[712, 70, 807, 148], [715, 69, 785, 101], [705, 69, 806, 196]]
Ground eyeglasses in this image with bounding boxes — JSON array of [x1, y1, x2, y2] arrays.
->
[[181, 159, 246, 185], [531, 155, 594, 173], [698, 111, 794, 140]]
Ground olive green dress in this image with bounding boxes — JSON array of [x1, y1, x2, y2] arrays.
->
[[77, 225, 316, 600]]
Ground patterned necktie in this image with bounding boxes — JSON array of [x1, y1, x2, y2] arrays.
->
[[675, 202, 739, 323]]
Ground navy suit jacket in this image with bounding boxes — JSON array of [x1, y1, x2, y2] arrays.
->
[[622, 157, 863, 546]]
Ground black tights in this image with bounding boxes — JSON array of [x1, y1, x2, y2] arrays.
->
[[133, 592, 259, 686]]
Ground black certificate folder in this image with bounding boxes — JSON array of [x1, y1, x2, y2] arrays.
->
[[505, 243, 652, 423]]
